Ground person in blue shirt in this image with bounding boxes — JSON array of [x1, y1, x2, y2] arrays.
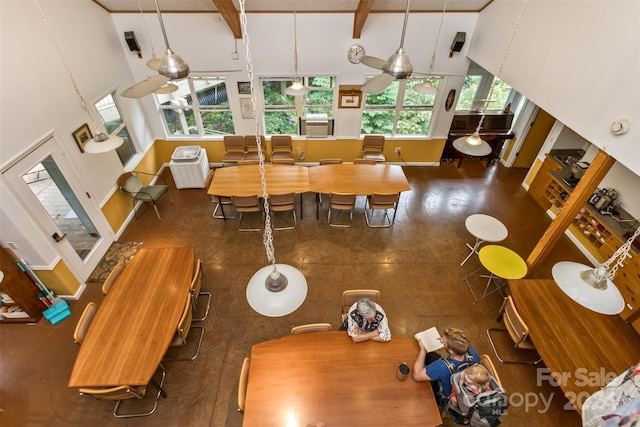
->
[[412, 327, 480, 405]]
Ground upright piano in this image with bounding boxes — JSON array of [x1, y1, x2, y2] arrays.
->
[[441, 111, 515, 165]]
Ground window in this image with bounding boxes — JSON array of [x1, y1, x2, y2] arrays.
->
[[95, 93, 136, 166], [361, 77, 439, 136], [261, 76, 336, 135], [156, 76, 234, 136]]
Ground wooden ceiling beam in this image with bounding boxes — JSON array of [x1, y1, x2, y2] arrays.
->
[[213, 0, 242, 39], [353, 0, 374, 39]]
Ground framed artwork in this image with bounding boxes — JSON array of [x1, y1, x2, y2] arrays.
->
[[338, 91, 362, 109], [237, 81, 251, 95], [240, 98, 254, 119], [445, 89, 456, 111], [72, 123, 92, 153]]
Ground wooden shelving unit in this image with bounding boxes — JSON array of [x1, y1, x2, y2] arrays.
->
[[0, 247, 45, 324]]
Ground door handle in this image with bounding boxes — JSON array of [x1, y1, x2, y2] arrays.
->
[[52, 232, 67, 242]]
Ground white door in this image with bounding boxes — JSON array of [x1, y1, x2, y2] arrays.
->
[[2, 136, 113, 279]]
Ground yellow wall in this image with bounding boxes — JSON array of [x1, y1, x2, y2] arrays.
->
[[35, 259, 81, 296], [524, 158, 543, 187]]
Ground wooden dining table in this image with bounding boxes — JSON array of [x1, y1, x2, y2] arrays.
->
[[208, 164, 310, 197], [243, 332, 442, 427], [509, 279, 640, 412], [68, 247, 195, 388]]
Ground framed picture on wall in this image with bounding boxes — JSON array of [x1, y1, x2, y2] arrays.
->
[[338, 91, 362, 108], [240, 98, 254, 119], [72, 123, 92, 153], [237, 81, 251, 95]]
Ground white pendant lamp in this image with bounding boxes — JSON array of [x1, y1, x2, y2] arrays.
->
[[239, 0, 308, 317], [285, 0, 309, 96], [154, 0, 190, 80], [34, 0, 124, 154], [552, 226, 639, 315], [413, 0, 447, 95], [452, 113, 492, 156]]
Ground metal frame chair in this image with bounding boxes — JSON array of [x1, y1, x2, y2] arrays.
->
[[362, 135, 386, 162], [327, 193, 356, 227], [233, 195, 263, 231], [487, 296, 542, 364], [341, 289, 381, 322], [221, 135, 246, 164], [205, 169, 235, 219], [117, 171, 172, 222], [73, 302, 98, 344], [270, 135, 293, 161], [480, 353, 503, 387], [243, 135, 266, 161], [190, 259, 211, 322], [290, 323, 333, 335], [163, 297, 204, 362], [101, 263, 125, 295], [364, 192, 400, 228], [269, 193, 297, 230], [237, 357, 250, 413]]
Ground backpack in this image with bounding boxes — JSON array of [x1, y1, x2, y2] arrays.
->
[[433, 353, 476, 407], [449, 369, 508, 427]]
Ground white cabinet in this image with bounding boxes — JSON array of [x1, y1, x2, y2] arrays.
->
[[169, 147, 209, 189]]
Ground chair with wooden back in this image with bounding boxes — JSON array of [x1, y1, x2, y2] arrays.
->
[[487, 295, 542, 364], [237, 159, 260, 166], [243, 135, 266, 161], [163, 296, 204, 362], [117, 171, 171, 222], [78, 364, 166, 418], [270, 135, 293, 161], [190, 259, 211, 322], [480, 354, 503, 387], [362, 135, 386, 162], [365, 192, 400, 228], [328, 193, 356, 227], [205, 168, 235, 219], [101, 263, 125, 295], [237, 357, 250, 413], [73, 302, 98, 344], [233, 195, 263, 231], [290, 323, 333, 335], [222, 135, 246, 164], [341, 289, 381, 322], [353, 158, 378, 165], [319, 159, 343, 165], [271, 157, 295, 165], [269, 193, 297, 230]]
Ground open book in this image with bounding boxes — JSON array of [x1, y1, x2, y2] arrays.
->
[[414, 327, 445, 352]]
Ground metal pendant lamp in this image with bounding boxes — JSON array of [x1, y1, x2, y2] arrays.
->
[[452, 113, 492, 156], [413, 0, 447, 95], [34, 0, 124, 154], [154, 0, 189, 80], [239, 0, 308, 317], [285, 0, 309, 96]]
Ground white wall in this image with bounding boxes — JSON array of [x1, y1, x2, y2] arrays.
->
[[468, 0, 640, 177]]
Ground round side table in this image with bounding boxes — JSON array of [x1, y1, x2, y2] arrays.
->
[[461, 214, 508, 266], [464, 245, 527, 304]]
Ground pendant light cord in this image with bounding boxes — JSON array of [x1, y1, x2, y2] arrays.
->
[[428, 0, 447, 75], [292, 0, 299, 78], [138, 0, 157, 59], [239, 0, 276, 266]]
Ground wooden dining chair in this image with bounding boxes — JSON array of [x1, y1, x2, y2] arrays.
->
[[269, 193, 297, 230], [101, 263, 125, 295], [328, 193, 356, 227], [341, 289, 381, 322], [237, 159, 260, 166], [362, 135, 386, 162], [353, 158, 378, 165], [271, 157, 295, 165], [237, 357, 250, 413], [243, 135, 266, 161], [364, 192, 400, 228], [78, 364, 166, 418], [319, 158, 343, 165], [205, 169, 235, 219], [73, 302, 98, 344], [164, 297, 204, 362], [290, 323, 333, 335], [233, 195, 263, 231], [487, 295, 542, 364], [190, 259, 211, 322], [222, 135, 246, 165], [270, 135, 293, 161], [480, 353, 503, 387]]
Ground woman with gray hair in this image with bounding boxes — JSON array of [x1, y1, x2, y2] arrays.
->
[[346, 298, 391, 343]]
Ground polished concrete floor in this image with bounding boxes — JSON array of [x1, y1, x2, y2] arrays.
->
[[1, 161, 597, 427]]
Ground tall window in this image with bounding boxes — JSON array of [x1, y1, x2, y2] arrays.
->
[[156, 76, 234, 136], [261, 76, 336, 135], [95, 93, 136, 166], [361, 77, 439, 136]]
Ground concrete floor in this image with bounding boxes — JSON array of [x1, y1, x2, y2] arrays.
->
[[0, 161, 595, 426]]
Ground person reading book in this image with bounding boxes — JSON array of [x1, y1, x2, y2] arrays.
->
[[412, 327, 480, 406], [346, 298, 391, 343]]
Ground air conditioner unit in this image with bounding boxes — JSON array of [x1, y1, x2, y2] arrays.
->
[[306, 120, 329, 138]]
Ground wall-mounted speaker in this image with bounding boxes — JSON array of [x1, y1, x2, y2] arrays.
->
[[449, 32, 466, 57], [124, 31, 142, 58]]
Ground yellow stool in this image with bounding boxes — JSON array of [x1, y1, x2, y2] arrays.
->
[[464, 245, 527, 304]]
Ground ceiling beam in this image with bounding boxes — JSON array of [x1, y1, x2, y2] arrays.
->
[[353, 0, 374, 39], [213, 0, 242, 39]]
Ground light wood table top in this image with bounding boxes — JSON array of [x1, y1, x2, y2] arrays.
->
[[509, 279, 640, 412], [207, 164, 310, 197], [309, 163, 411, 195], [243, 332, 441, 427], [68, 247, 195, 388]]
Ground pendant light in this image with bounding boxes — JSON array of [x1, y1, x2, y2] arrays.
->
[[154, 0, 189, 80], [413, 0, 447, 95], [552, 226, 639, 315], [285, 0, 309, 96], [34, 0, 124, 154], [239, 0, 308, 317]]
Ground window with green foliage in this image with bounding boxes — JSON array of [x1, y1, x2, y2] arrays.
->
[[95, 92, 136, 166], [456, 62, 520, 113], [156, 76, 234, 136], [261, 76, 336, 135], [361, 77, 439, 136]]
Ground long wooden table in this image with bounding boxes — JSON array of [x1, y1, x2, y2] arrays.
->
[[509, 279, 640, 412], [243, 332, 441, 426], [208, 164, 310, 197], [68, 247, 195, 388], [309, 163, 410, 195]]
